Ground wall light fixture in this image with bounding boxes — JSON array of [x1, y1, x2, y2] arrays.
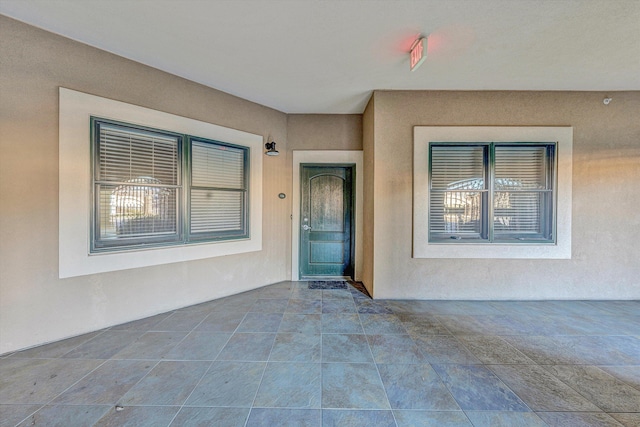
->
[[265, 141, 279, 156]]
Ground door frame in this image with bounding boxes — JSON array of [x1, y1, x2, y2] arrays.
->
[[292, 151, 363, 281], [299, 164, 354, 279]]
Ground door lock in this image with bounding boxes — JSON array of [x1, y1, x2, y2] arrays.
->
[[302, 224, 312, 231]]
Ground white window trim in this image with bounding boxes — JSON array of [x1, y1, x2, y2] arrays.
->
[[59, 88, 262, 278], [414, 126, 572, 259]]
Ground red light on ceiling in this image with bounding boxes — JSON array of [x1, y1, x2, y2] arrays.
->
[[410, 37, 427, 71]]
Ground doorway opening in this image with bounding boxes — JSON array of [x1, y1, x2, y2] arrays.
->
[[299, 164, 355, 280], [291, 150, 363, 283]]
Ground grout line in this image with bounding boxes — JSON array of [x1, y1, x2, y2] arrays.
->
[[242, 296, 288, 427], [166, 359, 216, 427], [168, 303, 248, 426], [355, 296, 399, 426], [9, 405, 46, 427], [4, 292, 639, 426]]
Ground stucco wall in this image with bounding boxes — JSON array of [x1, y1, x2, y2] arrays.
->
[[287, 114, 364, 283], [287, 114, 362, 151], [370, 90, 640, 300], [361, 98, 375, 296], [2, 16, 638, 354], [0, 16, 290, 354]]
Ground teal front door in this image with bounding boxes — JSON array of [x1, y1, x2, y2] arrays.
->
[[300, 165, 354, 278]]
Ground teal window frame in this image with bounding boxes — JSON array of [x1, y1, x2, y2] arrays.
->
[[91, 117, 249, 253], [428, 141, 557, 244]]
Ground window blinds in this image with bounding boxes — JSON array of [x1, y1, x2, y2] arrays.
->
[[91, 119, 250, 252], [94, 123, 180, 246], [494, 146, 552, 238], [429, 143, 554, 243], [97, 125, 179, 185], [430, 146, 486, 238], [190, 141, 247, 236]]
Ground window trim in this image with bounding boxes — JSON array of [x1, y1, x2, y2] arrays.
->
[[413, 126, 572, 259], [59, 88, 263, 278]]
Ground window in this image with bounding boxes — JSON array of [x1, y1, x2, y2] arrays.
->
[[92, 118, 248, 252], [429, 142, 556, 244], [60, 88, 262, 277], [188, 137, 248, 241], [413, 126, 572, 260]]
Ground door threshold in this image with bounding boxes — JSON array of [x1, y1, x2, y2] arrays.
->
[[298, 276, 352, 281]]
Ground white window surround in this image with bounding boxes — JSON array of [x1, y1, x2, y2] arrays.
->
[[291, 151, 363, 281], [59, 88, 262, 278], [414, 126, 572, 259]]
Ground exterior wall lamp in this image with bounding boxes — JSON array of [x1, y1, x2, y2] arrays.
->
[[265, 141, 279, 156]]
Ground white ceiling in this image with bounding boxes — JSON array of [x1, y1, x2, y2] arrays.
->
[[2, 0, 639, 113]]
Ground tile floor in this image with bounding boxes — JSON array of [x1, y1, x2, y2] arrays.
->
[[1, 281, 639, 427]]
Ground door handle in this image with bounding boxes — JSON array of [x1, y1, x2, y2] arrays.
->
[[302, 224, 312, 231]]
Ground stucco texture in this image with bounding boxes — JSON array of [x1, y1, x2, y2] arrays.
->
[[2, 15, 638, 354], [0, 16, 367, 354], [366, 90, 640, 300], [0, 16, 290, 354]]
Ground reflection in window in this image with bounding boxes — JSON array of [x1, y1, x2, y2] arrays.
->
[[442, 178, 483, 233], [111, 177, 175, 236], [430, 143, 555, 243], [91, 118, 249, 252]]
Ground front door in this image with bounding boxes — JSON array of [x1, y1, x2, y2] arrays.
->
[[300, 165, 354, 278]]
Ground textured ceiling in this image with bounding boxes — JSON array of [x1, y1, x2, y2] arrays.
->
[[2, 0, 639, 113]]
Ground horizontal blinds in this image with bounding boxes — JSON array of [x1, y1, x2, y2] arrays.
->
[[97, 123, 179, 185], [431, 146, 485, 190], [494, 192, 545, 234], [97, 184, 178, 240], [430, 192, 484, 235], [191, 141, 245, 189], [190, 190, 243, 233], [92, 119, 252, 249], [429, 143, 554, 241], [94, 121, 180, 245], [494, 146, 548, 190], [494, 146, 551, 237], [189, 139, 247, 237], [430, 145, 486, 236]]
